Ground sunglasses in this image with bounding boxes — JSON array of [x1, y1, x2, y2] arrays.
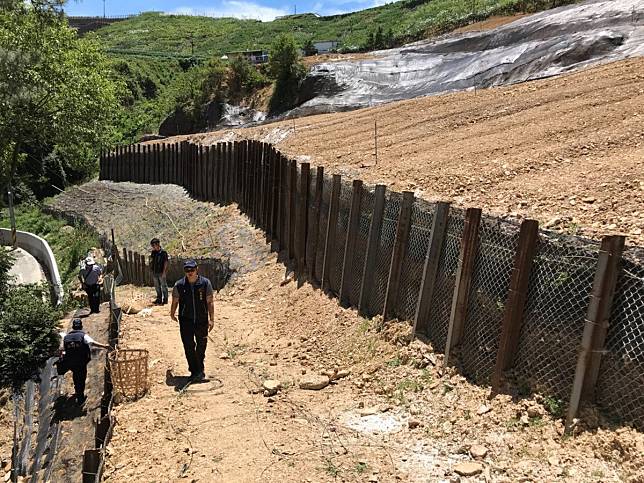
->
[[184, 268, 197, 273]]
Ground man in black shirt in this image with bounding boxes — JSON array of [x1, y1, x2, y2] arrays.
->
[[170, 260, 215, 381], [150, 238, 169, 305]]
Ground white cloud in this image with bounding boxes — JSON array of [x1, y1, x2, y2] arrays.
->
[[171, 1, 289, 21]]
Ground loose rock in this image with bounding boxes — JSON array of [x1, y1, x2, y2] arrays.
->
[[299, 374, 330, 390], [477, 404, 491, 415], [470, 445, 488, 459], [453, 462, 483, 477]]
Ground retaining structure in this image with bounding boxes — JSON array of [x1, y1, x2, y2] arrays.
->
[[99, 140, 644, 431]]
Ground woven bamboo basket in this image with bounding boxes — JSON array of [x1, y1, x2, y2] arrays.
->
[[108, 348, 149, 401]]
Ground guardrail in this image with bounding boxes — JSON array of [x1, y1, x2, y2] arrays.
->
[[0, 228, 64, 305]]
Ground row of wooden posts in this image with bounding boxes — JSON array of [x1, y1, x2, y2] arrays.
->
[[99, 140, 636, 431]]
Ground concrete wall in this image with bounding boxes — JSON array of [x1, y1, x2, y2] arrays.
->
[[0, 229, 64, 305]]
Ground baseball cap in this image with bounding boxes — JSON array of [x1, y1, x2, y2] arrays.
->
[[72, 318, 83, 330], [150, 238, 160, 245], [85, 256, 95, 265], [183, 260, 197, 269]]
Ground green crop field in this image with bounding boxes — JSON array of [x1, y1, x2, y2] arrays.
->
[[95, 0, 573, 60]]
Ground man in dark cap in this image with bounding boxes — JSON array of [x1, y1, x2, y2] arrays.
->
[[170, 260, 215, 381], [59, 318, 109, 404]]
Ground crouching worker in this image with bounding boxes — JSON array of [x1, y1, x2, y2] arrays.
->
[[57, 318, 109, 405], [170, 260, 215, 382]]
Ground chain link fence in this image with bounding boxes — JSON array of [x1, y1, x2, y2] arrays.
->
[[349, 187, 375, 308], [460, 218, 519, 384], [395, 199, 435, 321], [423, 209, 465, 352], [364, 192, 401, 317], [512, 235, 599, 401], [328, 182, 353, 295], [596, 251, 644, 428]]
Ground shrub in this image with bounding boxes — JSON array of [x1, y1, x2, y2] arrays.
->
[[268, 34, 307, 115]]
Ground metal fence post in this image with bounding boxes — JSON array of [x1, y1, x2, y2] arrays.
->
[[445, 207, 482, 362], [566, 235, 625, 432], [321, 174, 341, 291], [339, 180, 364, 307], [358, 185, 386, 316], [412, 201, 451, 337], [308, 166, 324, 282], [492, 219, 539, 392], [297, 163, 310, 281], [383, 191, 415, 320]]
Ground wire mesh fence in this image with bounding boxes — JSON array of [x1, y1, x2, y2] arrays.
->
[[460, 218, 519, 384], [596, 255, 644, 428], [395, 199, 435, 322], [423, 209, 465, 352], [364, 192, 401, 317], [349, 187, 374, 308], [512, 235, 599, 401], [329, 182, 352, 295]]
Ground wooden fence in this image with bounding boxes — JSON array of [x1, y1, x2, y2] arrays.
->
[[99, 140, 644, 431]]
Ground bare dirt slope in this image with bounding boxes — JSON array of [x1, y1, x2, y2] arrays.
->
[[104, 253, 643, 483], [185, 57, 644, 247], [54, 184, 643, 482]]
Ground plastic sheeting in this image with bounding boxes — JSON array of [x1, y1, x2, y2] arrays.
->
[[290, 0, 644, 117]]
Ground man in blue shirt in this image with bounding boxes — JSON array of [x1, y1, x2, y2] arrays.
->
[[170, 260, 215, 381]]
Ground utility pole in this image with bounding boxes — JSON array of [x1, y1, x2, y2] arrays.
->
[[103, 0, 106, 18]]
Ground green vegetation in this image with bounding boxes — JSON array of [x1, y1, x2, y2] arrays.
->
[[0, 205, 98, 286], [96, 0, 578, 58], [268, 34, 306, 114], [0, 283, 61, 389], [0, 1, 120, 202], [542, 395, 564, 418]]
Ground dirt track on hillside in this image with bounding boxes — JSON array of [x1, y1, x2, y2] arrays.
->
[[183, 57, 644, 247]]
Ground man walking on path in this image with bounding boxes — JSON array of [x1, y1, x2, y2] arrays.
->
[[150, 238, 169, 305], [79, 256, 102, 314], [170, 260, 215, 381], [58, 318, 109, 405]]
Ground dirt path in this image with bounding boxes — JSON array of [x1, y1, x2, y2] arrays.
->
[[179, 57, 644, 248], [104, 255, 643, 483]]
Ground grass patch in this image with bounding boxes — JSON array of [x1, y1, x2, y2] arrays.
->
[[542, 396, 564, 418], [355, 462, 368, 474]]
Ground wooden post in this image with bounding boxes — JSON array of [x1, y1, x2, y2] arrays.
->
[[141, 253, 149, 286], [321, 174, 341, 291], [383, 191, 415, 320], [122, 248, 129, 283], [279, 154, 288, 250], [358, 185, 387, 315], [258, 144, 265, 228], [412, 202, 451, 337], [297, 163, 310, 281], [132, 250, 140, 285], [265, 147, 274, 241], [262, 145, 271, 231], [339, 179, 364, 307], [82, 449, 101, 483], [225, 142, 232, 204], [566, 235, 625, 433], [288, 160, 298, 261], [491, 219, 539, 391], [135, 144, 141, 183], [308, 166, 324, 282], [445, 207, 482, 362]]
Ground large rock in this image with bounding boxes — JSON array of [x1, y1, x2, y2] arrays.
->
[[262, 380, 282, 396], [299, 374, 330, 390]]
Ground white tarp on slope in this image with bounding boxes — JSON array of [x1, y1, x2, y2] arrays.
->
[[291, 0, 644, 116]]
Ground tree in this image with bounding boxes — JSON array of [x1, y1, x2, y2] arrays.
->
[[374, 26, 385, 49], [227, 55, 268, 99], [0, 2, 120, 200], [268, 34, 307, 115]]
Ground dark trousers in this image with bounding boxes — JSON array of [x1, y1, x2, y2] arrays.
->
[[71, 363, 88, 399], [179, 318, 208, 375], [85, 284, 101, 313]]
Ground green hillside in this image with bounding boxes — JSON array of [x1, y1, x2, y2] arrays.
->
[[96, 0, 573, 59]]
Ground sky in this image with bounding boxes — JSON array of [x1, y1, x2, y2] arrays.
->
[[64, 0, 390, 21]]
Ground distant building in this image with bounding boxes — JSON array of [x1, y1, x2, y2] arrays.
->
[[225, 50, 269, 64], [313, 40, 339, 54]]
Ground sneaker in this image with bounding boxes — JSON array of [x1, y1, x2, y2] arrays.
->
[[152, 299, 162, 305], [76, 394, 87, 405], [161, 300, 168, 305], [192, 372, 206, 382]]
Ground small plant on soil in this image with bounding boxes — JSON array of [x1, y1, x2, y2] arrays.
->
[[386, 356, 402, 367], [324, 459, 340, 477], [355, 462, 368, 474], [542, 395, 564, 418]]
